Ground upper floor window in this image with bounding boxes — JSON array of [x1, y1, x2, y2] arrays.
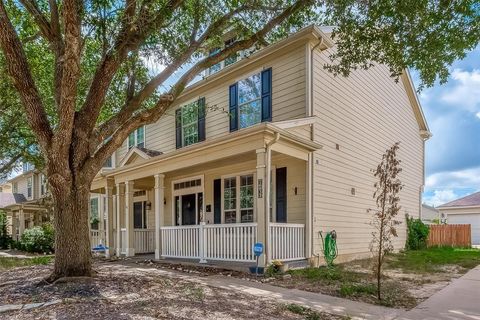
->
[[175, 98, 206, 149], [103, 155, 113, 168], [27, 176, 32, 198], [207, 38, 242, 76], [229, 68, 272, 131], [22, 162, 33, 173], [128, 126, 145, 149], [40, 174, 47, 196], [13, 182, 18, 193]]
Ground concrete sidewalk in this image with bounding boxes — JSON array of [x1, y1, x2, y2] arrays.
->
[[398, 266, 480, 320], [110, 261, 403, 320]]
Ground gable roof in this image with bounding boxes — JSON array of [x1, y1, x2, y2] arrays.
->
[[438, 191, 480, 208], [0, 193, 27, 209], [118, 147, 163, 167]]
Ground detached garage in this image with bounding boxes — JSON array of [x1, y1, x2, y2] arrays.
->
[[438, 191, 480, 246]]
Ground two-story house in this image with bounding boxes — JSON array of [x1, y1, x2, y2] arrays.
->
[[1, 163, 50, 240], [87, 25, 430, 267]]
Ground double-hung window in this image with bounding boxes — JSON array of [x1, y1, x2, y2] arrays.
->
[[27, 176, 32, 198], [13, 182, 18, 193], [22, 162, 32, 173], [128, 126, 145, 149], [223, 174, 255, 223], [229, 68, 272, 131], [175, 98, 206, 149]]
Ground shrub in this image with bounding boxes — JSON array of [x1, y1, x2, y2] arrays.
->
[[19, 224, 55, 253], [0, 211, 12, 249], [406, 215, 430, 250]]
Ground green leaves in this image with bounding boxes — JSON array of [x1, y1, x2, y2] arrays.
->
[[325, 0, 480, 89]]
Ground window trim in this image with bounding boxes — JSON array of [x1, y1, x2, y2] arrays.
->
[[27, 176, 33, 199], [220, 170, 257, 224], [171, 175, 205, 226], [127, 126, 146, 149], [180, 101, 200, 147]]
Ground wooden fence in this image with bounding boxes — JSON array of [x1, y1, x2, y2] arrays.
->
[[427, 224, 471, 247]]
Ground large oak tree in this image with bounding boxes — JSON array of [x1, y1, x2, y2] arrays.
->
[[0, 0, 478, 280]]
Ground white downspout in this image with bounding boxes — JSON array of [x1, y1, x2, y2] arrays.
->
[[265, 132, 280, 264]]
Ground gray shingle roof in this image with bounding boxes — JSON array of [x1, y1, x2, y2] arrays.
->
[[0, 193, 27, 208], [138, 147, 163, 158], [438, 191, 480, 208]]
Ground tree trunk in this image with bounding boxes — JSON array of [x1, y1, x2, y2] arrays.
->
[[49, 184, 92, 280]]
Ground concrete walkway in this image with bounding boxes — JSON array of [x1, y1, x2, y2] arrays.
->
[[398, 266, 480, 320], [111, 261, 403, 320]]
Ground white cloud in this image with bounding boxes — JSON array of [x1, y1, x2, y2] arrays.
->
[[423, 189, 459, 207], [441, 69, 480, 113], [426, 166, 480, 190], [476, 112, 480, 120]]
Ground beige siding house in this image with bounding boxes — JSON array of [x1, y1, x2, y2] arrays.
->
[[1, 164, 50, 240], [6, 25, 430, 266]]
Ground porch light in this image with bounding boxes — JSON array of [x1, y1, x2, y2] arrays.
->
[[146, 201, 152, 210]]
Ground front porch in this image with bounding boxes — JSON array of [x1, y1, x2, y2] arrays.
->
[[4, 203, 50, 241], [90, 123, 319, 266]]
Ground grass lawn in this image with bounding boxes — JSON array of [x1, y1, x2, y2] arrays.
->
[[386, 247, 480, 273], [269, 247, 480, 309], [0, 256, 53, 270]]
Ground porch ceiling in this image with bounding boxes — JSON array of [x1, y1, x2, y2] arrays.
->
[[92, 122, 321, 188]]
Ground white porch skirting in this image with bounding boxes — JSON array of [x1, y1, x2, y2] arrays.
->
[[160, 223, 305, 263]]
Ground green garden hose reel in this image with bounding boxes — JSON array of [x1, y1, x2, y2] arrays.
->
[[320, 230, 338, 267]]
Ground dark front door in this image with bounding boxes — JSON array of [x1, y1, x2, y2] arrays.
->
[[276, 167, 287, 223], [181, 194, 196, 225], [134, 201, 146, 229]]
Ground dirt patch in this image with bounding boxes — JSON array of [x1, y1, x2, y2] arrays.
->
[[0, 262, 344, 320], [266, 256, 467, 310]]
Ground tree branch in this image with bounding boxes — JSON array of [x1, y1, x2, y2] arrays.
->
[[75, 0, 183, 140], [0, 0, 53, 152], [89, 0, 312, 175]]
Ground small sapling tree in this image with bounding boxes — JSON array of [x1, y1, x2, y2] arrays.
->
[[368, 142, 403, 300]]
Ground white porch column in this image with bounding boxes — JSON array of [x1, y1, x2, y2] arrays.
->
[[105, 179, 115, 257], [256, 148, 267, 267], [116, 183, 125, 256], [154, 174, 165, 260], [306, 152, 313, 259], [125, 180, 135, 256], [18, 208, 25, 238], [98, 193, 105, 236], [11, 212, 18, 241]]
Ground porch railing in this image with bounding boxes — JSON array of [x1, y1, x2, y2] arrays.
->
[[160, 225, 200, 259], [269, 223, 305, 261], [204, 223, 257, 262], [160, 223, 257, 262], [90, 230, 106, 249], [134, 229, 155, 254]]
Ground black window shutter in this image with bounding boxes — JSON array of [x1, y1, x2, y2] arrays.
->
[[229, 83, 238, 132], [175, 108, 182, 149], [276, 167, 287, 223], [213, 179, 221, 224], [197, 97, 206, 142], [261, 68, 272, 122]]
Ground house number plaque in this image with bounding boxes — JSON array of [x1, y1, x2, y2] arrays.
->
[[257, 178, 263, 198]]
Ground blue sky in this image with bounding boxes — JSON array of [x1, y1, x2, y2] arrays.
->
[[415, 47, 480, 206]]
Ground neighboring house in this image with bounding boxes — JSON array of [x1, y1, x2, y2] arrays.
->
[[421, 204, 440, 224], [87, 25, 430, 266], [438, 191, 480, 246], [1, 163, 50, 240]]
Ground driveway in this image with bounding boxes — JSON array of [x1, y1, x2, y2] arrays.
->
[[398, 265, 480, 320]]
